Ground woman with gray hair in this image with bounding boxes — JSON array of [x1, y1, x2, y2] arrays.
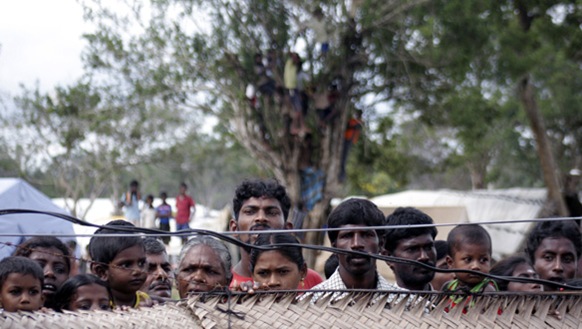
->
[[176, 235, 232, 298]]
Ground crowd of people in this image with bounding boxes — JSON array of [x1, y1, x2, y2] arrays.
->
[[1, 178, 581, 315], [119, 181, 196, 245]]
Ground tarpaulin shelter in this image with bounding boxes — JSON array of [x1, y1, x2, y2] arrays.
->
[[0, 178, 76, 259]]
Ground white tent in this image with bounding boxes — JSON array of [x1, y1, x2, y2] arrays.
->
[[370, 188, 547, 260], [0, 178, 76, 259]]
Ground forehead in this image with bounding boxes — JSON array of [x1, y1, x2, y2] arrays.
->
[[75, 283, 109, 298], [255, 250, 295, 266], [396, 233, 434, 248], [4, 273, 41, 287], [512, 262, 534, 274], [29, 247, 67, 263], [536, 237, 576, 255], [113, 244, 146, 261], [453, 242, 490, 256], [240, 197, 282, 210], [181, 245, 222, 266], [337, 224, 375, 233], [146, 253, 169, 264]]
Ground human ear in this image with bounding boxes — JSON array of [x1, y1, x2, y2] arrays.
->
[[229, 219, 239, 239], [91, 263, 109, 281], [300, 263, 307, 279]]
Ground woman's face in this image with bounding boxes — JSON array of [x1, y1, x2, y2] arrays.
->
[[507, 263, 542, 292], [252, 250, 306, 291], [176, 245, 228, 298]]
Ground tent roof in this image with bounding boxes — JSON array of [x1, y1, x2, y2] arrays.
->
[[0, 178, 75, 259], [370, 188, 547, 259]]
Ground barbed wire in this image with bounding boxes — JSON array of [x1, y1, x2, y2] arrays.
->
[[0, 209, 580, 237], [1, 209, 582, 292]]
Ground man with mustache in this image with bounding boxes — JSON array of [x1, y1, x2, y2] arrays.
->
[[229, 179, 322, 289], [308, 198, 396, 303], [141, 238, 173, 300], [384, 207, 437, 291]]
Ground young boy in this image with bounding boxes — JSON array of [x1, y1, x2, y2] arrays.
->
[[89, 220, 151, 308], [444, 225, 497, 311], [0, 256, 44, 312]]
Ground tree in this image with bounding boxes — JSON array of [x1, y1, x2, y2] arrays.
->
[[373, 1, 582, 215], [1, 78, 185, 218], [79, 0, 431, 265]]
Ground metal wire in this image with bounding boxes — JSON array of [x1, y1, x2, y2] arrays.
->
[[1, 208, 581, 291]]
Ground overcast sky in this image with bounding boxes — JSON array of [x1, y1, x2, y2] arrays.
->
[[0, 0, 89, 95]]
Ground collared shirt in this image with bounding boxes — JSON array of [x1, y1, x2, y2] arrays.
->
[[304, 268, 400, 305]]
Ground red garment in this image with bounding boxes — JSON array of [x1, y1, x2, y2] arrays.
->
[[229, 268, 323, 290], [175, 194, 195, 225], [344, 118, 362, 143]]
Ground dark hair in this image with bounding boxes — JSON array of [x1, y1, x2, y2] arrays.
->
[[53, 274, 112, 311], [180, 182, 188, 189], [130, 180, 139, 187], [447, 224, 492, 257], [146, 194, 154, 201], [384, 207, 437, 253], [232, 179, 291, 221], [434, 240, 449, 261], [324, 254, 339, 279], [13, 236, 71, 274], [0, 256, 44, 289], [88, 220, 144, 265], [249, 233, 305, 273], [489, 254, 531, 291], [160, 191, 168, 198], [143, 237, 166, 255], [525, 220, 582, 264], [327, 198, 385, 244]]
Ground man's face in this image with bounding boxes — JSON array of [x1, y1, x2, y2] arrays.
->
[[388, 234, 436, 290], [230, 197, 289, 246], [179, 186, 186, 195], [334, 225, 380, 277], [533, 236, 577, 290], [142, 253, 173, 299]]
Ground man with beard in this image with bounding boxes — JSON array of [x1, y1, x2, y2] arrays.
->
[[141, 238, 173, 300], [384, 207, 437, 291], [229, 179, 322, 289], [307, 198, 396, 303]]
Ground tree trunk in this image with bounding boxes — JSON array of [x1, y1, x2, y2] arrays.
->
[[467, 160, 487, 190], [518, 75, 568, 217]]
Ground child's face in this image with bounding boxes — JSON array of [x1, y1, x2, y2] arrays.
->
[[0, 273, 43, 312], [252, 250, 306, 291], [28, 247, 70, 302], [68, 283, 110, 311], [104, 245, 147, 296], [447, 243, 491, 287]]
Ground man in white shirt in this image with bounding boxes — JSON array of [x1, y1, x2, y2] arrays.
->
[[308, 198, 397, 304]]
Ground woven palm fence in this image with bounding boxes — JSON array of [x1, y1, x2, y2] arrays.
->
[[1, 292, 581, 328]]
